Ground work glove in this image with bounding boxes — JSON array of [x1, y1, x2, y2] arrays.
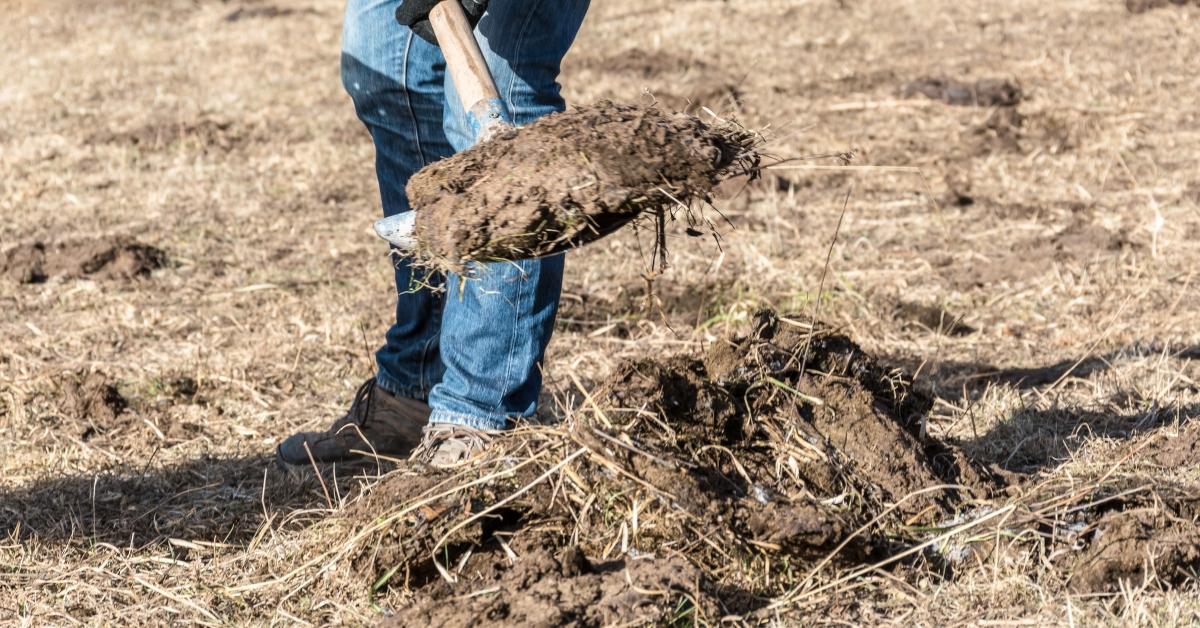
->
[[395, 0, 489, 46]]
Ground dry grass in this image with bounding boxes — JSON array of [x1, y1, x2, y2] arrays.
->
[[3, 0, 1200, 624]]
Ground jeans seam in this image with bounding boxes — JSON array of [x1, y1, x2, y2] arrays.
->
[[418, 334, 437, 392], [399, 30, 428, 168], [493, 263, 530, 413], [503, 0, 545, 117]]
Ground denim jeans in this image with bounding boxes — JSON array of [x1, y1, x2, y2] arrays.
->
[[341, 0, 590, 430]]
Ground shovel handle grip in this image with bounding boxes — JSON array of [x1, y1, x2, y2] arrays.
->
[[428, 2, 513, 140]]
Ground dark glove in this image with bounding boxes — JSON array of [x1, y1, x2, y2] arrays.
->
[[395, 0, 489, 46]]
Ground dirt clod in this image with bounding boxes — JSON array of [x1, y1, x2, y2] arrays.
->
[[1070, 509, 1200, 593], [1, 236, 167, 284], [1144, 423, 1200, 468], [406, 101, 760, 269], [392, 541, 712, 628], [61, 372, 128, 440]]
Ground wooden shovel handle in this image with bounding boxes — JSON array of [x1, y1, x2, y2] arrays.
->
[[428, 1, 500, 112]]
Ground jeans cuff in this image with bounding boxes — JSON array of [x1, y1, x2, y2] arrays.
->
[[375, 370, 429, 402], [428, 408, 509, 431]]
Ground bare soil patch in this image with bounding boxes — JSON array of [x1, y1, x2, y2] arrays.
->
[[901, 77, 1023, 107], [937, 220, 1138, 289], [1144, 423, 1200, 468], [1, 236, 167, 284], [86, 117, 254, 153], [892, 300, 976, 336], [1068, 496, 1200, 594], [406, 101, 759, 269]]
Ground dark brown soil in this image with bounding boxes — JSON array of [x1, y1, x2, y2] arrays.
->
[[1, 236, 167, 284], [902, 77, 1023, 107], [1143, 422, 1200, 468], [406, 101, 759, 268], [62, 372, 127, 424], [59, 371, 129, 441], [1069, 509, 1200, 593], [350, 310, 1001, 623], [390, 539, 712, 628]]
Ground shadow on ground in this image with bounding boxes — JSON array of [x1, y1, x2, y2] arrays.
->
[[894, 342, 1200, 400], [881, 342, 1200, 473], [959, 403, 1200, 473], [0, 454, 373, 547]]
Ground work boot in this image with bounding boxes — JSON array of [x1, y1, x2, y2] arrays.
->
[[277, 377, 430, 466], [411, 423, 496, 469]]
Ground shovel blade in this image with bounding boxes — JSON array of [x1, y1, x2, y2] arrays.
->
[[374, 212, 417, 250]]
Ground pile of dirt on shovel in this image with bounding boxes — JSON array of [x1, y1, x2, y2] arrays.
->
[[332, 310, 1004, 625], [404, 101, 761, 271]]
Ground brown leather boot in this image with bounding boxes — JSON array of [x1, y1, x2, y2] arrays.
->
[[276, 378, 430, 465]]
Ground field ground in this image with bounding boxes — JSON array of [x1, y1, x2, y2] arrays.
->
[[3, 0, 1200, 624]]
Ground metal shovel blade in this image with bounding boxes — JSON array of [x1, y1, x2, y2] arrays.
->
[[374, 212, 417, 250]]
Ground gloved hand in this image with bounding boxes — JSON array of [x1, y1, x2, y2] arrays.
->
[[395, 0, 489, 46]]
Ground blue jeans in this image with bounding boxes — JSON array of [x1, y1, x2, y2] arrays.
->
[[341, 0, 590, 430]]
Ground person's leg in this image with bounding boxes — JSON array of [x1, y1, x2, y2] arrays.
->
[[277, 0, 456, 466], [424, 0, 591, 434], [341, 0, 453, 399]]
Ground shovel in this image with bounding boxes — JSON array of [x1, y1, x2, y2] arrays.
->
[[372, 0, 513, 250]]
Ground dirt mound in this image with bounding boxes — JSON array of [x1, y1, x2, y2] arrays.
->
[[1069, 507, 1200, 593], [1, 236, 167, 284], [406, 101, 760, 270], [344, 310, 999, 623], [59, 371, 129, 441], [902, 77, 1023, 107]]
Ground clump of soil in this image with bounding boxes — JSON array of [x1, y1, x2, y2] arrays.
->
[[405, 101, 760, 270], [344, 309, 999, 623], [1069, 508, 1200, 593], [390, 539, 713, 628], [902, 77, 1023, 107], [61, 371, 128, 441], [1145, 422, 1200, 468], [1, 236, 167, 284]]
